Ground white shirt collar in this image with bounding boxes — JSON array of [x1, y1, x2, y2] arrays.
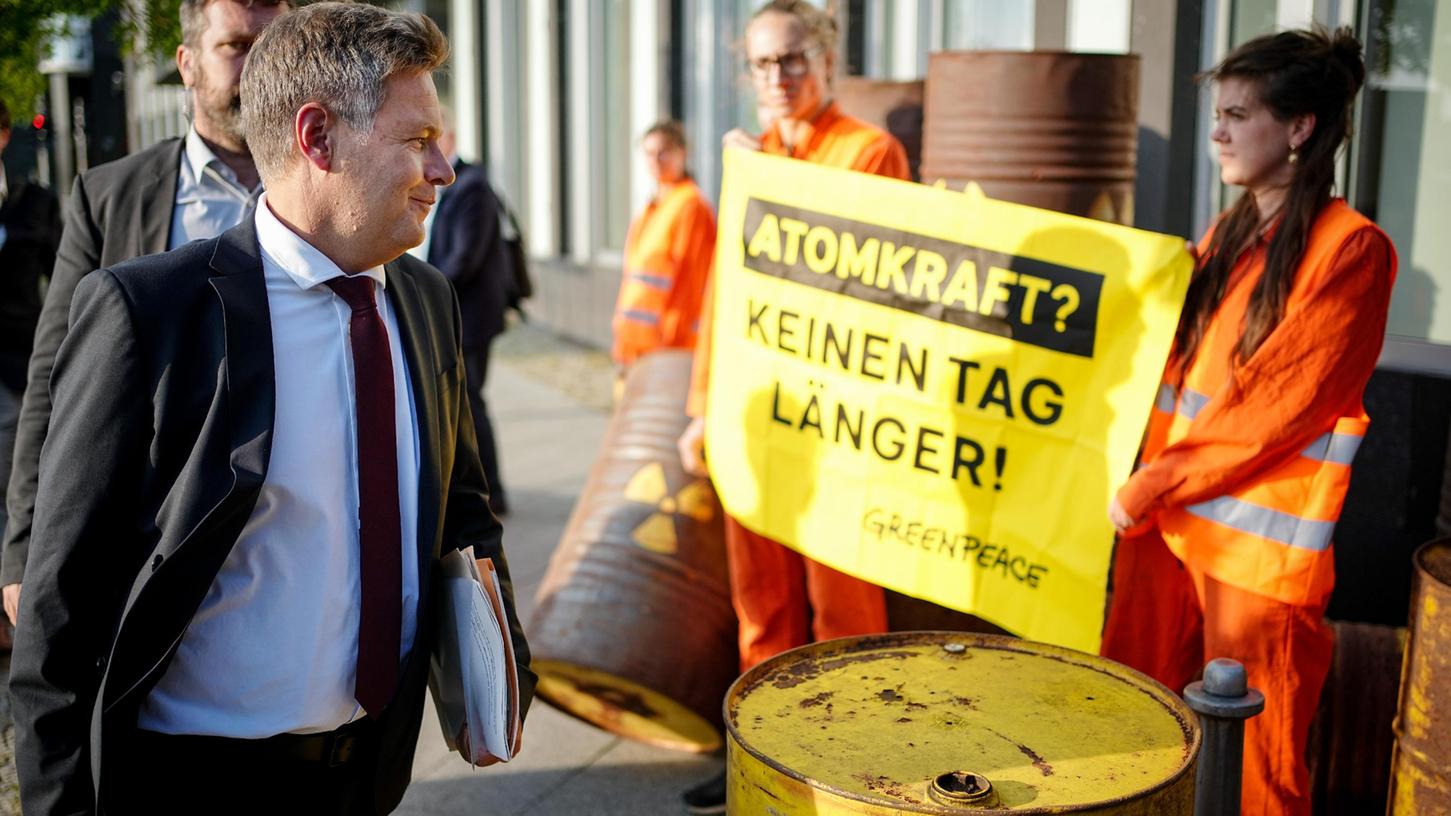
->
[[184, 126, 260, 193], [253, 192, 386, 291]]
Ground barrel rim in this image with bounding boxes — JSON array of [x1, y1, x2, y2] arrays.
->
[[724, 631, 1202, 814], [1414, 537, 1451, 586]]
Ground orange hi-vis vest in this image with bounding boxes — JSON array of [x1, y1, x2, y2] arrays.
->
[[613, 178, 717, 366], [1120, 200, 1397, 607]]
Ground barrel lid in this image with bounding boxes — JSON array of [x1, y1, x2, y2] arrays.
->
[[726, 632, 1199, 813]]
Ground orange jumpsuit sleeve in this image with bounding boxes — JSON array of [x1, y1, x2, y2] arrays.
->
[[1117, 228, 1397, 521], [660, 197, 717, 349]]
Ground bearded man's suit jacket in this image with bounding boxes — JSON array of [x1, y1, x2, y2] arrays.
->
[[9, 216, 536, 815]]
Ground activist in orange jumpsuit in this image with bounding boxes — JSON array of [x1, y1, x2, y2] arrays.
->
[[678, 2, 909, 812], [1102, 28, 1394, 816], [612, 121, 716, 367]]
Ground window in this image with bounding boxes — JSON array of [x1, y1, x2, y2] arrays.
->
[[1358, 0, 1451, 351]]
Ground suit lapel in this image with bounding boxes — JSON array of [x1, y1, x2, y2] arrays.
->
[[209, 219, 277, 485], [385, 261, 442, 577], [103, 220, 275, 711], [136, 138, 184, 256]]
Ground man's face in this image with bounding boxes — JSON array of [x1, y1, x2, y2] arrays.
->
[[179, 0, 287, 145], [329, 71, 455, 267], [745, 11, 830, 126]]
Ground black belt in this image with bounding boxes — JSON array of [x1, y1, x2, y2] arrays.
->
[[135, 716, 377, 768]]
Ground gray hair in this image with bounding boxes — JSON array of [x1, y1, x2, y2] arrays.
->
[[179, 0, 291, 49], [240, 1, 449, 184]]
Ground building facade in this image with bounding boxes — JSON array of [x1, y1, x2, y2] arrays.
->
[[115, 0, 1448, 621]]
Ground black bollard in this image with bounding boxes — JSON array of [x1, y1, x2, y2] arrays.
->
[[1183, 658, 1265, 816]]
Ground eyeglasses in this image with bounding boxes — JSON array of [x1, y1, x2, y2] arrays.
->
[[747, 46, 822, 78]]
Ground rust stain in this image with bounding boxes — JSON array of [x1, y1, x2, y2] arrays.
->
[[766, 650, 915, 689], [1017, 742, 1056, 777], [798, 691, 834, 709], [573, 682, 659, 719]]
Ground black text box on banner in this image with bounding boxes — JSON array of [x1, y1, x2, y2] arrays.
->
[[741, 197, 1106, 358]]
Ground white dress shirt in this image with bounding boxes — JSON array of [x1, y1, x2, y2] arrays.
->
[[169, 127, 258, 250], [139, 194, 423, 737]]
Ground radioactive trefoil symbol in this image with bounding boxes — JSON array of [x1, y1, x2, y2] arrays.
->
[[621, 463, 716, 554]]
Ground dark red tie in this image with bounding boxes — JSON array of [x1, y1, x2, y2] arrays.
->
[[326, 274, 402, 717]]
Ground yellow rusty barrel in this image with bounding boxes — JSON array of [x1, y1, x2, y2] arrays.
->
[[1389, 539, 1451, 814], [726, 633, 1199, 814], [529, 349, 736, 753]]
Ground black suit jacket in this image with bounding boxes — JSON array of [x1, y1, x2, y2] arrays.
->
[[9, 217, 535, 816], [426, 160, 510, 350], [0, 173, 61, 386], [1, 138, 183, 585]]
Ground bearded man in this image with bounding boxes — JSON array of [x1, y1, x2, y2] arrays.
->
[[0, 0, 291, 622]]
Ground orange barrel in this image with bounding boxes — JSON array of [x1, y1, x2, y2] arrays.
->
[[1389, 540, 1451, 814], [836, 77, 925, 181], [727, 632, 1200, 814], [920, 51, 1140, 225], [528, 349, 737, 752]]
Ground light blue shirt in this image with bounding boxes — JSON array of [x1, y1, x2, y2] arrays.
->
[[138, 193, 423, 737], [168, 128, 257, 250]]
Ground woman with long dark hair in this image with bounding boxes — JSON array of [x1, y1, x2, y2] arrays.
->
[[1102, 27, 1396, 815]]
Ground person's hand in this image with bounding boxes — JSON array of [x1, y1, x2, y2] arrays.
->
[[3, 583, 20, 627], [678, 416, 708, 477], [722, 128, 763, 153], [1108, 496, 1138, 534]]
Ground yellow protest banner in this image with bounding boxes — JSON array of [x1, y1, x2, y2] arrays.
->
[[704, 150, 1193, 652]]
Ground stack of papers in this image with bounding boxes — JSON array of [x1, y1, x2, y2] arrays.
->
[[430, 548, 522, 764]]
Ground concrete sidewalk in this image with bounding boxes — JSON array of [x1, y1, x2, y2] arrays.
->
[[396, 330, 719, 815]]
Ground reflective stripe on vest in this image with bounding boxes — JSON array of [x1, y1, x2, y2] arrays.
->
[[629, 271, 672, 291], [1178, 387, 1210, 420], [1155, 384, 1177, 414], [1185, 496, 1337, 552], [1301, 429, 1362, 466], [621, 308, 660, 326]]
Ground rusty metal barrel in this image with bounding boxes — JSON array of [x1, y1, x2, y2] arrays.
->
[[1389, 540, 1451, 814], [920, 51, 1140, 225], [726, 632, 1200, 814], [836, 77, 925, 181], [529, 349, 737, 752]]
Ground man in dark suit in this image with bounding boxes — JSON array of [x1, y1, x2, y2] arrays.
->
[[10, 4, 533, 814], [0, 0, 290, 627], [0, 99, 61, 649], [413, 115, 513, 514]]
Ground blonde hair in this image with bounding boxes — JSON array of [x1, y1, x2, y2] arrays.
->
[[749, 0, 839, 54], [240, 2, 448, 183]]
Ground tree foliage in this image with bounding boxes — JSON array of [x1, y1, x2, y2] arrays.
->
[[0, 0, 178, 122]]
